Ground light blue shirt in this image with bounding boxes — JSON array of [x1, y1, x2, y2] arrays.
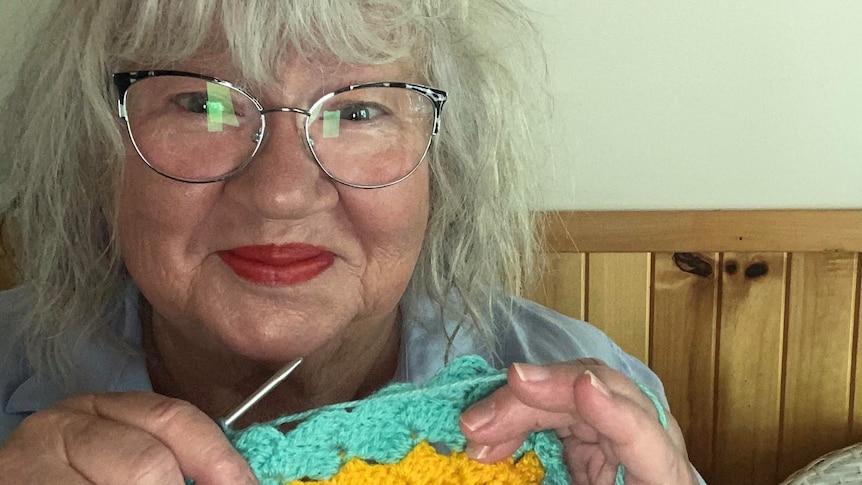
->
[[0, 282, 705, 483]]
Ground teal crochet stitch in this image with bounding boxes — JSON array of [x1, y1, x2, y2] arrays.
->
[[217, 354, 570, 485]]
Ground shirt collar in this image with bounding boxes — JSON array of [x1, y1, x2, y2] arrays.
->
[[397, 289, 496, 385]]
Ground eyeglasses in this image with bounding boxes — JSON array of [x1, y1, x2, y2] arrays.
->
[[112, 70, 448, 188]]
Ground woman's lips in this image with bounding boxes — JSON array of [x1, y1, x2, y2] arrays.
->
[[217, 244, 335, 286]]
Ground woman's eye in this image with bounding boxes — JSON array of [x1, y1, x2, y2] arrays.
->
[[171, 92, 210, 114], [340, 104, 384, 121]]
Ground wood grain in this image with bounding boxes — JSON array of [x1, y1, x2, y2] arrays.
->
[[526, 252, 585, 320], [543, 210, 862, 253], [779, 252, 857, 480], [585, 253, 651, 363], [713, 252, 786, 485], [650, 252, 718, 482], [853, 254, 862, 443]]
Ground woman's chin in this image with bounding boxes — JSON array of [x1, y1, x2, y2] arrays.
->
[[212, 320, 333, 364]]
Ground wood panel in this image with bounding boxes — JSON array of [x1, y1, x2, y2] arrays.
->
[[713, 253, 787, 485], [650, 252, 719, 482], [586, 253, 651, 364], [535, 246, 862, 484], [853, 254, 862, 443], [779, 252, 857, 480], [544, 210, 862, 253], [526, 252, 585, 320], [532, 211, 862, 485]]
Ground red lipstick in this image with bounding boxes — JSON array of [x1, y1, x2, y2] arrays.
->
[[218, 244, 335, 286]]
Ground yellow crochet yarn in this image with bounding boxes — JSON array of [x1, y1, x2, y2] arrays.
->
[[283, 441, 545, 485]]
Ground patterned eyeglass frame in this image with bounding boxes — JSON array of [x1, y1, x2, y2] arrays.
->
[[113, 70, 448, 188]]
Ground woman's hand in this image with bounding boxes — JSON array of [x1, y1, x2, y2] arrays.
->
[[0, 391, 258, 485], [460, 360, 697, 485]]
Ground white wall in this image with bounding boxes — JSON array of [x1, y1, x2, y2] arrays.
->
[[527, 0, 862, 209], [2, 1, 861, 210]]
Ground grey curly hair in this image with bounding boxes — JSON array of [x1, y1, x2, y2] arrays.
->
[[0, 0, 551, 376]]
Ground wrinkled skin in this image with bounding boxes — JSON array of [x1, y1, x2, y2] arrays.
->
[[461, 360, 698, 485], [0, 393, 257, 484]]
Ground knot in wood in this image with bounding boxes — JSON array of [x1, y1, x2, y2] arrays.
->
[[673, 253, 713, 278], [745, 262, 769, 279]]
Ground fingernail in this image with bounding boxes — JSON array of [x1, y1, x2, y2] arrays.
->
[[467, 444, 492, 460], [476, 445, 491, 460], [585, 370, 612, 398], [460, 401, 495, 431], [513, 362, 551, 382]]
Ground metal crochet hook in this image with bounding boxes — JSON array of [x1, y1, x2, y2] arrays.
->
[[222, 357, 303, 429]]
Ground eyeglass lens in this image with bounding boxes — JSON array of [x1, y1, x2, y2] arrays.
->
[[123, 76, 438, 186]]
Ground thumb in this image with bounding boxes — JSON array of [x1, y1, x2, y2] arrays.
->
[[572, 371, 684, 482]]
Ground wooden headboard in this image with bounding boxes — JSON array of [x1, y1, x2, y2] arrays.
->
[[527, 210, 862, 485], [2, 210, 861, 484]]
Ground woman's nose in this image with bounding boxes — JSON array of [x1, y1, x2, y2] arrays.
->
[[223, 112, 339, 220]]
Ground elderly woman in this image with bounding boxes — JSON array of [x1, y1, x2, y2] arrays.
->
[[0, 1, 703, 484]]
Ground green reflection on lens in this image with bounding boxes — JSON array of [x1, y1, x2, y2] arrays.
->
[[206, 83, 239, 132], [323, 110, 340, 138]]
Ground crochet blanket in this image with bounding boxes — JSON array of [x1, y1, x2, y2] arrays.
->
[[218, 355, 570, 485]]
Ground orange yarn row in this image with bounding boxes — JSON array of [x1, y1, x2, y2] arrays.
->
[[283, 441, 545, 485]]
